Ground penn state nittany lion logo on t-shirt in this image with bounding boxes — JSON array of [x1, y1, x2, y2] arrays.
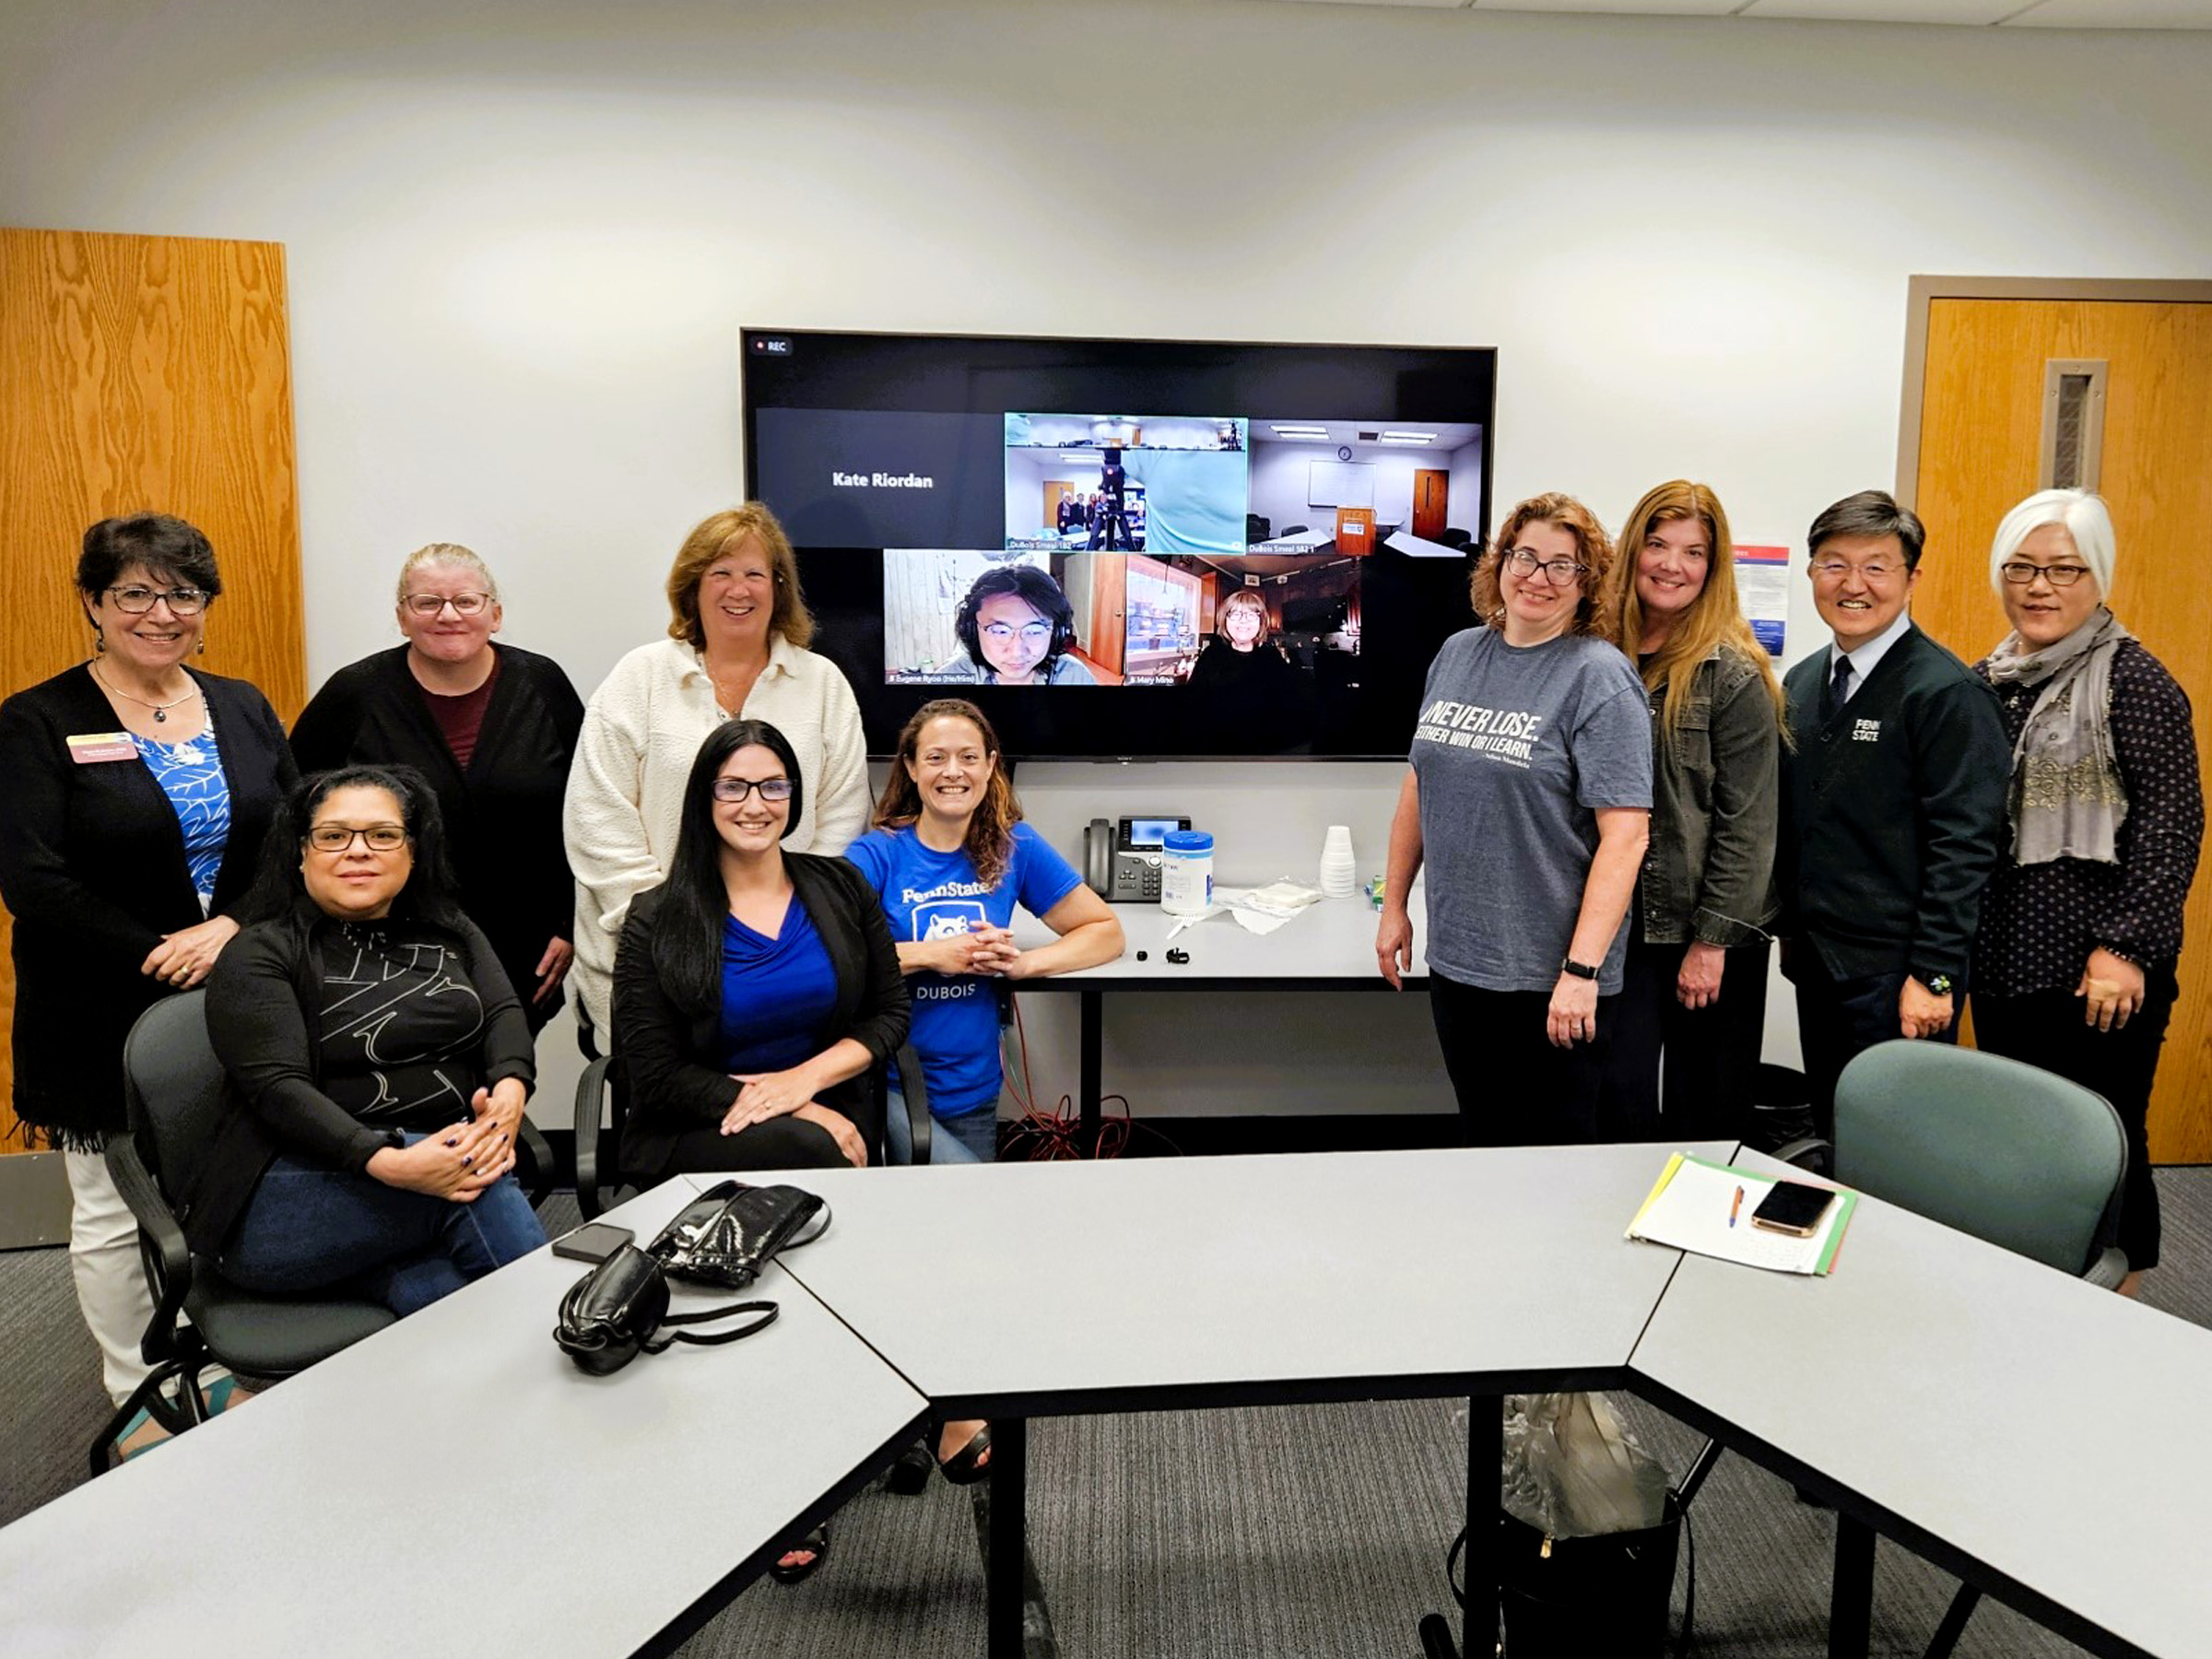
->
[[915, 900, 989, 942]]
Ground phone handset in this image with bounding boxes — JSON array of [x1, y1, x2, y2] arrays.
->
[[1084, 818, 1115, 898]]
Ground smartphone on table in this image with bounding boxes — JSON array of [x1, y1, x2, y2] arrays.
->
[[1750, 1180, 1836, 1238], [552, 1222, 636, 1264]]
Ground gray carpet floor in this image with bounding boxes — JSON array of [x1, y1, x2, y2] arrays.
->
[[5, 1169, 2208, 1658]]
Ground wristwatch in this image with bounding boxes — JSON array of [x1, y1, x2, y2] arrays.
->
[[1560, 958, 1601, 982], [1919, 972, 1955, 997]]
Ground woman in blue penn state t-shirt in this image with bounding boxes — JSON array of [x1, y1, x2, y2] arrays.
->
[[846, 699, 1124, 1167], [846, 698, 1122, 1486]]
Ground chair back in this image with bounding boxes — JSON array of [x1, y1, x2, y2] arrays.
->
[[1833, 1040, 2125, 1276], [121, 991, 229, 1190]]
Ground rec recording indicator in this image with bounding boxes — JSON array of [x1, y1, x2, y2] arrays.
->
[[751, 337, 794, 356]]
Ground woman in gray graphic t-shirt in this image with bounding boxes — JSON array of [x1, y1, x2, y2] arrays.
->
[[1374, 493, 1653, 1144]]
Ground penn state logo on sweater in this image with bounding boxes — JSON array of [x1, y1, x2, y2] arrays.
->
[[1852, 718, 1882, 743]]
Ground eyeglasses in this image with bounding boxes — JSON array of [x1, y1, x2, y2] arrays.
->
[[1501, 548, 1589, 584], [982, 622, 1055, 644], [1998, 559, 2093, 588], [401, 592, 493, 617], [1808, 559, 1904, 583], [106, 585, 208, 616], [711, 777, 795, 804], [306, 823, 409, 853]]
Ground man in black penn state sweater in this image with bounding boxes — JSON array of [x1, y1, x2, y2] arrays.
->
[[1780, 491, 2009, 1138]]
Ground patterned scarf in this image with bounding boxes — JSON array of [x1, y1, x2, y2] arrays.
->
[[1982, 606, 2130, 866]]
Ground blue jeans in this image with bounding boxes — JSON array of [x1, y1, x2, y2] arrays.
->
[[221, 1135, 546, 1316], [884, 1088, 999, 1166]]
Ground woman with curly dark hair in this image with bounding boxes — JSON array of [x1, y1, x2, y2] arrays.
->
[[846, 699, 1122, 1165], [1374, 493, 1652, 1144], [947, 563, 1098, 685]]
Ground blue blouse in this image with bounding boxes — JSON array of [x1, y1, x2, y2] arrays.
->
[[717, 897, 838, 1076], [132, 721, 230, 913]]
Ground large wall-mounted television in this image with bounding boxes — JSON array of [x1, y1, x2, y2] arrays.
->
[[739, 328, 1497, 760]]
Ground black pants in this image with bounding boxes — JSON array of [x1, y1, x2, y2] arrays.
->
[[1601, 920, 1771, 1145], [1973, 969, 2178, 1272], [630, 1115, 850, 1187], [1790, 956, 1960, 1147], [1429, 972, 1617, 1147]]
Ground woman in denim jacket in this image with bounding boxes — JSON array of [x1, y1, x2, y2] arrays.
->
[[1595, 482, 1787, 1142]]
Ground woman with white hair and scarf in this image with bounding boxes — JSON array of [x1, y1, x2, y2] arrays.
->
[[1971, 489, 2203, 1296]]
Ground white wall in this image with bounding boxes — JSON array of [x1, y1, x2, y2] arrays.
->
[[7, 0, 2211, 1124]]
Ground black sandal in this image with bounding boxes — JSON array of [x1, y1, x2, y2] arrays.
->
[[768, 1523, 830, 1584], [936, 1423, 993, 1487]]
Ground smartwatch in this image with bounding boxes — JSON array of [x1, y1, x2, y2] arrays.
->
[[1919, 971, 1955, 997], [1560, 958, 1601, 982]]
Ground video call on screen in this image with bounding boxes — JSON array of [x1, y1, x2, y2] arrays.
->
[[742, 330, 1497, 759]]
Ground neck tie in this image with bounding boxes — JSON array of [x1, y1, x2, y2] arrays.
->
[[1825, 654, 1854, 723]]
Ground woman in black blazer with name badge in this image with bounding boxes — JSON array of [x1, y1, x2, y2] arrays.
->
[[0, 513, 297, 1460]]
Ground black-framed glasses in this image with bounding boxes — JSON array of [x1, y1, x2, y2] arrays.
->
[[1502, 547, 1589, 583], [1998, 559, 2093, 588], [306, 823, 409, 853], [401, 592, 494, 617], [711, 776, 795, 804], [105, 584, 208, 616]]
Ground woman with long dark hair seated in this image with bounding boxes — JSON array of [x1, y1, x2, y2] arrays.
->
[[612, 718, 909, 1188], [181, 766, 546, 1313]]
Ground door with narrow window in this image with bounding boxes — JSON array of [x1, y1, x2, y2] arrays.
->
[[1903, 287, 2212, 1163]]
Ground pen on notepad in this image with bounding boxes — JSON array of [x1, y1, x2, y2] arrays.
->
[[1729, 1186, 1745, 1228]]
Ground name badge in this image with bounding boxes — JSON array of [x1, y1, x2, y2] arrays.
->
[[67, 731, 139, 764]]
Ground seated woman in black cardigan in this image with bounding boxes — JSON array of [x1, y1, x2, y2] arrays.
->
[[183, 765, 546, 1312], [613, 719, 909, 1187]]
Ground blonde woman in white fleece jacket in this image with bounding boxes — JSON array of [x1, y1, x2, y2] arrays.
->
[[562, 505, 869, 1046]]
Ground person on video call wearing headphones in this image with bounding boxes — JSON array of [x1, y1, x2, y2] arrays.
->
[[944, 564, 1098, 686]]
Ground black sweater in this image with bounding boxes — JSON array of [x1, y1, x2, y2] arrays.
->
[[612, 854, 909, 1184], [1780, 624, 2010, 983], [289, 644, 584, 1030], [0, 665, 297, 1147], [180, 899, 535, 1255]]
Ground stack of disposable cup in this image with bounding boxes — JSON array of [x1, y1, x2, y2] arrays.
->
[[1319, 824, 1357, 897]]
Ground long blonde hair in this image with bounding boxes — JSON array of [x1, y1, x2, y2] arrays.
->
[[1596, 481, 1785, 738]]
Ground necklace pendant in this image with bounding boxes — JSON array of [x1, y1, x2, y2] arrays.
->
[[154, 708, 167, 724]]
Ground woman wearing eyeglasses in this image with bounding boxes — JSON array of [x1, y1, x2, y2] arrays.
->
[[181, 765, 544, 1314], [1969, 489, 2204, 1296], [0, 513, 297, 1454], [290, 545, 584, 1033], [1374, 493, 1652, 1143], [611, 720, 908, 1190], [566, 506, 870, 1053]]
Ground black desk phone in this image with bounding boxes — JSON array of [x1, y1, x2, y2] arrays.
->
[[1084, 816, 1192, 902]]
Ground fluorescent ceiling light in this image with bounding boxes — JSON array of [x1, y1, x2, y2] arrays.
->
[[1379, 430, 1435, 441], [1376, 436, 1433, 446], [1270, 424, 1328, 436]]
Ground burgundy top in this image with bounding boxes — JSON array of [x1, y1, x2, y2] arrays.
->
[[1971, 638, 2203, 995], [418, 653, 502, 771]]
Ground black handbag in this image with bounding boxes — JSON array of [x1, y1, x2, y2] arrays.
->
[[553, 1243, 779, 1376], [648, 1180, 830, 1289]]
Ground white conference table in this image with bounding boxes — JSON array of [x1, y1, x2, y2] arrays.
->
[[0, 1179, 928, 1659], [1013, 893, 1428, 1143], [1630, 1148, 2212, 1659], [755, 1142, 1729, 1658]]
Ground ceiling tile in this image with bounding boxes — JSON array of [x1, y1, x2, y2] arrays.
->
[[2004, 0, 2212, 25], [1470, 0, 1742, 12], [1742, 0, 2021, 21]]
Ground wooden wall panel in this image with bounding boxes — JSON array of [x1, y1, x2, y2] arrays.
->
[[1912, 297, 2212, 1164], [0, 228, 304, 1149]]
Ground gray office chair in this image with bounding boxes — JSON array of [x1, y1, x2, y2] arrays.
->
[[96, 993, 395, 1477], [572, 1041, 938, 1219], [1759, 1041, 2124, 1659]]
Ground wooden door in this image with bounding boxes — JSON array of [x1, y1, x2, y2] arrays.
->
[[1904, 289, 2212, 1164], [1412, 469, 1449, 539], [1335, 507, 1375, 557], [1042, 479, 1075, 532], [0, 228, 305, 1150]]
